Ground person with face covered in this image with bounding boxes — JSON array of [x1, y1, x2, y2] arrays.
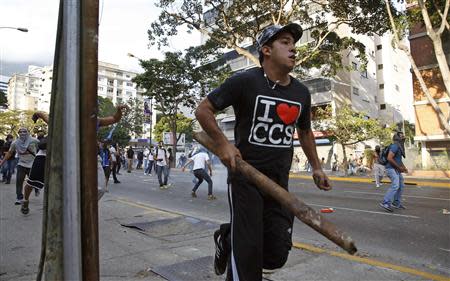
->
[[0, 128, 39, 205], [379, 132, 408, 212]]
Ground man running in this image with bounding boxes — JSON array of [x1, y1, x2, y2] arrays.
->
[[195, 23, 332, 280], [182, 149, 215, 200]]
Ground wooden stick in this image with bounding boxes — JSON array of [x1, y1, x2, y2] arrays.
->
[[194, 131, 357, 254]]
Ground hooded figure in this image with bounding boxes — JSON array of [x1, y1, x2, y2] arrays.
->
[[16, 128, 33, 155]]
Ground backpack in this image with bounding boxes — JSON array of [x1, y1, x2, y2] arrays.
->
[[378, 145, 391, 165]]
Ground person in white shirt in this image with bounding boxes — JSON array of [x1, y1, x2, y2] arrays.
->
[[182, 149, 215, 200], [109, 143, 120, 183], [155, 141, 170, 189]]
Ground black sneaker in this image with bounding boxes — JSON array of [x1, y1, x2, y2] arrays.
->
[[392, 204, 406, 210], [379, 202, 393, 212], [21, 200, 29, 215], [214, 229, 229, 275], [15, 199, 22, 205]]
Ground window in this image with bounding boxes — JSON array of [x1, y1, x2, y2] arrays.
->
[[395, 84, 400, 91], [116, 72, 123, 77], [107, 87, 114, 93], [117, 89, 122, 95], [352, 87, 359, 96], [126, 82, 133, 87], [380, 104, 386, 110], [377, 44, 382, 50], [98, 86, 104, 91], [378, 64, 383, 70], [108, 79, 114, 86], [126, 91, 133, 95], [379, 84, 384, 89]]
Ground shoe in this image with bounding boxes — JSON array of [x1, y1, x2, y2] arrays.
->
[[392, 204, 406, 210], [98, 189, 105, 200], [376, 184, 380, 188], [21, 200, 29, 215], [144, 173, 147, 175], [114, 181, 121, 184], [191, 191, 197, 198], [35, 189, 40, 197], [15, 199, 23, 205], [127, 171, 131, 173], [213, 229, 229, 275], [379, 202, 393, 212], [208, 195, 217, 200], [160, 185, 165, 189]]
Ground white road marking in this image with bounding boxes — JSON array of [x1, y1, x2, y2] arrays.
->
[[342, 191, 450, 201], [438, 248, 450, 252], [309, 203, 420, 219]]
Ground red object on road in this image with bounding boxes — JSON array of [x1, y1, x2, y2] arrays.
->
[[320, 208, 334, 213]]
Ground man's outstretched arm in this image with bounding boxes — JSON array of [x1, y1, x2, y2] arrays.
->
[[98, 105, 128, 127]]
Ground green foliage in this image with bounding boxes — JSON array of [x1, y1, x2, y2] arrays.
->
[[313, 105, 390, 146], [153, 114, 194, 142], [0, 90, 7, 107], [133, 49, 227, 156], [0, 110, 47, 138], [148, 0, 398, 77], [406, 0, 448, 29]]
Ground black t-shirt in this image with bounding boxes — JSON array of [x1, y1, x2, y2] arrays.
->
[[208, 67, 311, 177]]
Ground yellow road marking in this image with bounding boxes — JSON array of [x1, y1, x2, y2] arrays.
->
[[293, 242, 450, 281], [290, 174, 450, 188]]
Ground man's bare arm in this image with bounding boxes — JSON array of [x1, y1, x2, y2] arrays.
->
[[195, 98, 241, 171], [387, 152, 407, 173], [298, 127, 331, 190], [98, 105, 128, 127], [0, 151, 13, 166]]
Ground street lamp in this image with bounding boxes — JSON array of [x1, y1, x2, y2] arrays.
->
[[0, 26, 28, 32], [127, 52, 152, 145]]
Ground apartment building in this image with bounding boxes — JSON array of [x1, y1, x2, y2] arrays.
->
[[7, 65, 53, 112], [0, 75, 9, 93], [408, 21, 450, 169]]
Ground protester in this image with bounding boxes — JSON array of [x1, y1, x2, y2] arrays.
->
[[182, 149, 215, 200], [0, 128, 39, 205], [372, 145, 385, 188], [195, 23, 331, 280], [99, 142, 112, 192], [1, 134, 15, 184], [143, 146, 150, 174], [109, 143, 120, 184], [380, 132, 408, 212], [155, 141, 170, 189], [127, 146, 134, 173], [145, 145, 155, 175]]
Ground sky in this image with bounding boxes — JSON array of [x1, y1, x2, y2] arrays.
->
[[0, 0, 201, 76]]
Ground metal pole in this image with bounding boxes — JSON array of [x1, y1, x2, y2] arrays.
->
[[80, 0, 100, 280], [63, 0, 82, 279]]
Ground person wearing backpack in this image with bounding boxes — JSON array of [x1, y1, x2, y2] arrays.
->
[[372, 145, 385, 188], [155, 141, 170, 189], [379, 132, 408, 212]]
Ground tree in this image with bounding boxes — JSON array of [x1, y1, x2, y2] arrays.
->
[[119, 97, 145, 138], [313, 105, 393, 175], [383, 0, 450, 134], [148, 0, 397, 77], [133, 48, 226, 160], [0, 90, 7, 107], [0, 110, 47, 138], [153, 113, 194, 143]]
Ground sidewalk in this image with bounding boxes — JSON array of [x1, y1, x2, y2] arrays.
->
[[290, 170, 450, 188], [1, 181, 447, 281]]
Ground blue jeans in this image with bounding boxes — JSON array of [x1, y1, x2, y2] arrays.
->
[[156, 165, 168, 186], [2, 159, 15, 183], [382, 168, 404, 206]]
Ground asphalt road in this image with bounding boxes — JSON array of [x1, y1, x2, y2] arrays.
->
[[103, 167, 450, 277]]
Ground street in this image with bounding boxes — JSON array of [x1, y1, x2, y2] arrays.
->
[[104, 167, 450, 278]]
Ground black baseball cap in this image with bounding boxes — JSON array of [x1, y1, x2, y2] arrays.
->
[[256, 23, 303, 51]]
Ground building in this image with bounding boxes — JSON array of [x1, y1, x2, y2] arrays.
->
[[0, 75, 9, 93], [7, 65, 53, 112], [408, 9, 450, 170]]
